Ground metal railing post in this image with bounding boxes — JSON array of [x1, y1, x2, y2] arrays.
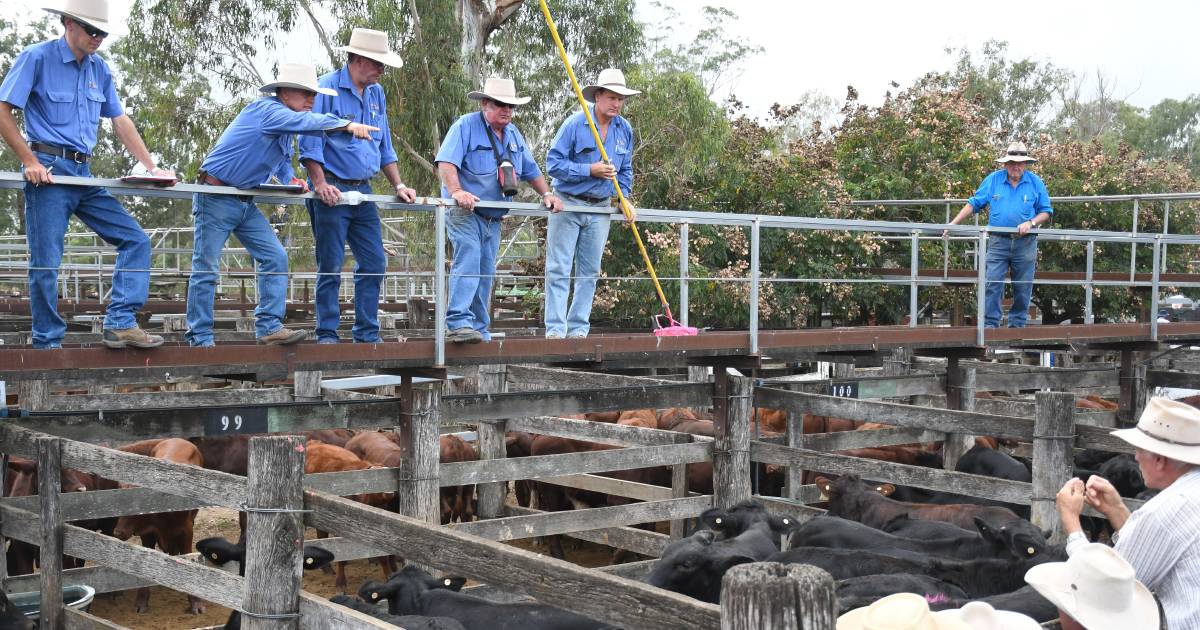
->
[[1130, 198, 1140, 282], [680, 221, 689, 328], [910, 230, 919, 327], [1085, 240, 1095, 324], [434, 206, 447, 367], [976, 230, 987, 346], [1151, 235, 1162, 341], [749, 218, 760, 354], [943, 202, 951, 279], [1162, 200, 1171, 273]]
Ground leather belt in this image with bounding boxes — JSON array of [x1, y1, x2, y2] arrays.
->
[[993, 232, 1032, 240], [199, 172, 227, 187], [566, 193, 609, 204], [31, 142, 89, 163], [327, 176, 369, 187]]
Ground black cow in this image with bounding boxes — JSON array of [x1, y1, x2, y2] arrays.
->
[[361, 566, 612, 630], [0, 592, 33, 630], [644, 524, 779, 604], [1098, 454, 1145, 498], [329, 594, 466, 629], [790, 514, 1045, 561], [699, 500, 800, 549], [928, 585, 1059, 623], [197, 537, 336, 630], [837, 574, 967, 611], [880, 514, 976, 540]]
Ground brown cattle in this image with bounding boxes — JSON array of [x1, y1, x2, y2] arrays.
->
[[505, 431, 537, 508], [617, 409, 657, 429], [344, 431, 402, 468], [439, 434, 479, 524], [529, 435, 623, 558], [305, 441, 396, 592], [1085, 395, 1119, 410], [4, 458, 100, 577], [111, 438, 206, 614], [816, 475, 1022, 531], [585, 411, 622, 423], [301, 429, 357, 448], [189, 435, 250, 476]]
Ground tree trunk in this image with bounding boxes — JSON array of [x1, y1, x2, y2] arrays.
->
[[459, 0, 526, 82]]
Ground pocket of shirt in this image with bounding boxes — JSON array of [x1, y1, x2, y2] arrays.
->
[[84, 89, 107, 123], [44, 90, 76, 125], [464, 147, 496, 176]]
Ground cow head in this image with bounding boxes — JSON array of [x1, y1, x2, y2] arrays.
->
[[361, 565, 464, 616], [644, 529, 759, 604], [700, 500, 799, 547], [973, 515, 1055, 561]]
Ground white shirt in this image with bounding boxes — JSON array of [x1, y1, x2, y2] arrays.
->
[[1115, 468, 1200, 630]]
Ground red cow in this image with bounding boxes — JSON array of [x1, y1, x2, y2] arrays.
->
[[439, 434, 479, 524], [3, 458, 98, 576], [304, 441, 396, 592], [617, 409, 657, 429], [302, 429, 357, 447], [111, 438, 206, 614], [505, 431, 536, 508]]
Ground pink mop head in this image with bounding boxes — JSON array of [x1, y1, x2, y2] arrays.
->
[[653, 314, 698, 337]]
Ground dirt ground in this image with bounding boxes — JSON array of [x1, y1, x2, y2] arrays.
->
[[85, 502, 629, 629]]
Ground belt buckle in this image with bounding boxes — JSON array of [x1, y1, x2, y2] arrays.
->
[[72, 151, 85, 164]]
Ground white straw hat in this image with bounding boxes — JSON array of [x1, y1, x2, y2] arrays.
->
[[1024, 543, 1159, 630], [996, 141, 1038, 164], [837, 593, 972, 630], [43, 0, 112, 34], [934, 602, 1041, 630], [1112, 396, 1200, 465], [467, 77, 531, 106], [337, 27, 403, 68], [582, 68, 642, 102], [259, 64, 337, 97]]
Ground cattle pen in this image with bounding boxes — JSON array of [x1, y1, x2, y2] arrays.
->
[[2, 176, 1200, 628]]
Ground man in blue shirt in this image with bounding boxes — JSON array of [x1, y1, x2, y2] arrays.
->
[[188, 64, 378, 347], [435, 77, 562, 343], [0, 0, 176, 350], [947, 142, 1053, 328], [544, 68, 639, 339], [299, 28, 416, 345]]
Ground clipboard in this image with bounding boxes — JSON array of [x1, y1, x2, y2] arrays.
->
[[255, 183, 306, 193], [121, 175, 179, 186]]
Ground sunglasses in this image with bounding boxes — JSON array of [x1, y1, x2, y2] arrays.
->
[[73, 19, 108, 39]]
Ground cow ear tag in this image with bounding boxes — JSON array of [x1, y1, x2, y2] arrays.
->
[[714, 517, 722, 524], [306, 557, 313, 565], [444, 579, 452, 586], [371, 592, 379, 599], [211, 553, 219, 560], [1027, 547, 1035, 555], [782, 518, 790, 525]]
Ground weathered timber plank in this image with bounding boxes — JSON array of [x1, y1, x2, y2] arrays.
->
[[537, 473, 699, 502], [753, 496, 826, 522], [505, 415, 700, 447], [304, 490, 721, 630], [598, 559, 658, 580], [64, 608, 132, 630], [750, 442, 1032, 505], [1032, 393, 1076, 544], [1145, 369, 1200, 389], [439, 441, 712, 486], [452, 497, 711, 542], [753, 389, 1035, 440], [973, 398, 1118, 427], [501, 506, 670, 557], [1075, 425, 1136, 453], [39, 437, 65, 629], [304, 466, 397, 496], [442, 383, 711, 421], [505, 365, 676, 390], [242, 437, 306, 629], [974, 368, 1117, 391], [799, 427, 945, 451], [43, 388, 293, 412], [1, 486, 212, 521]]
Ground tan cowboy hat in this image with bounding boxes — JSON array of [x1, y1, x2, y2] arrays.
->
[[1025, 543, 1159, 630], [1112, 396, 1200, 465], [43, 0, 113, 34], [996, 141, 1038, 164], [582, 68, 642, 102], [259, 64, 337, 97], [934, 602, 1041, 630], [337, 27, 403, 69], [467, 77, 531, 106], [837, 593, 972, 630]]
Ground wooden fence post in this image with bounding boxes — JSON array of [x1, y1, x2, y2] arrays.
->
[[1032, 391, 1076, 544], [713, 370, 751, 510], [784, 409, 806, 502], [242, 435, 306, 630], [720, 562, 835, 630], [37, 436, 64, 630], [943, 364, 976, 471], [292, 370, 322, 403], [688, 366, 710, 414], [476, 364, 508, 519], [397, 377, 441, 525]]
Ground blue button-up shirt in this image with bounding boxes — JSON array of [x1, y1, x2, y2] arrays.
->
[[0, 37, 123, 155], [297, 67, 397, 181], [200, 97, 346, 190], [547, 108, 633, 199], [435, 111, 541, 219], [967, 169, 1054, 228]]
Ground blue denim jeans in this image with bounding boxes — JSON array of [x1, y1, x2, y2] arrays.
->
[[446, 208, 501, 340], [985, 234, 1038, 328], [186, 193, 289, 346], [544, 193, 612, 337], [24, 150, 151, 348], [306, 182, 385, 343]]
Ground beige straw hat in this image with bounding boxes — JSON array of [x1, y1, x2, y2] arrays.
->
[[1025, 543, 1160, 630], [43, 0, 112, 34], [582, 68, 642, 102], [337, 28, 403, 68], [259, 64, 337, 97], [996, 141, 1038, 164], [1111, 396, 1200, 464], [837, 593, 972, 630], [467, 77, 531, 106]]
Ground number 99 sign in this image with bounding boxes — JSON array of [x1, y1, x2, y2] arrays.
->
[[204, 407, 268, 435]]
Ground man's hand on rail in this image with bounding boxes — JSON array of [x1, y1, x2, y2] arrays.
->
[[451, 189, 480, 210], [23, 158, 53, 185], [289, 177, 310, 194], [315, 182, 340, 206], [149, 167, 178, 185]]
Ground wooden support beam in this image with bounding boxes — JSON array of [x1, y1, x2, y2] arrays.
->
[[505, 415, 700, 447], [1032, 392, 1077, 544], [439, 442, 711, 486], [39, 436, 65, 630], [713, 372, 752, 509], [443, 383, 711, 421], [475, 364, 508, 519], [396, 377, 441, 525], [451, 497, 710, 542], [242, 436, 306, 630], [720, 563, 835, 630], [505, 365, 676, 390]]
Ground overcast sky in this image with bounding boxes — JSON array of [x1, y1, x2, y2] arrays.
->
[[17, 0, 1200, 116]]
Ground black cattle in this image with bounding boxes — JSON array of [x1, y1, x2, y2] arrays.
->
[[644, 524, 779, 604], [790, 514, 1046, 561], [1098, 454, 1145, 498], [329, 594, 466, 629], [837, 574, 967, 611], [956, 445, 1031, 482], [1075, 449, 1119, 472], [0, 592, 33, 630], [699, 500, 799, 549], [362, 566, 611, 630], [198, 537, 336, 630], [928, 585, 1059, 623], [770, 546, 1049, 598], [880, 514, 976, 540]]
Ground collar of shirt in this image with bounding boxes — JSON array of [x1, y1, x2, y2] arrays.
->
[[55, 36, 81, 65], [335, 66, 363, 101]]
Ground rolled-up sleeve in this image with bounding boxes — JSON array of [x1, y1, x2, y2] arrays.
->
[[1034, 175, 1053, 216], [967, 173, 992, 211], [377, 94, 398, 168], [434, 119, 466, 168], [547, 117, 589, 182], [0, 49, 36, 109], [297, 92, 332, 166]]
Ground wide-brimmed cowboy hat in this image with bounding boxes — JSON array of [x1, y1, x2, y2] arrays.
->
[[467, 77, 531, 106], [259, 64, 337, 97], [1025, 543, 1159, 630], [1112, 396, 1200, 465], [44, 0, 113, 34], [837, 593, 972, 630], [582, 68, 642, 102], [933, 601, 1040, 630], [996, 141, 1038, 164], [337, 27, 403, 68]]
